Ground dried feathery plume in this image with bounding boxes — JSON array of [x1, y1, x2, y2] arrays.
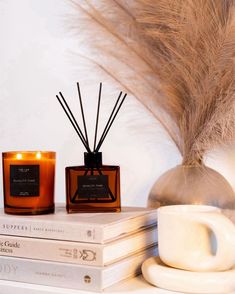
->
[[70, 0, 235, 166]]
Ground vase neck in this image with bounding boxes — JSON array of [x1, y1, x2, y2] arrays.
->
[[182, 158, 203, 167]]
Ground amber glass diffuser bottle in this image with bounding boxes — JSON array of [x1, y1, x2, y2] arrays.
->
[[2, 151, 55, 215], [56, 83, 126, 213]]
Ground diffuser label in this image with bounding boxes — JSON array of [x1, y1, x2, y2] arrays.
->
[[10, 165, 40, 197], [77, 175, 109, 198]]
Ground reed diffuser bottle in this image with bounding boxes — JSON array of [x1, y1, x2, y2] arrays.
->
[[56, 83, 126, 213]]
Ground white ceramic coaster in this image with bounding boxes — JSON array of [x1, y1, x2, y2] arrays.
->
[[142, 256, 235, 294]]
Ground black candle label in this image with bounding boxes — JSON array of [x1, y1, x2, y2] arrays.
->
[[10, 165, 40, 197], [77, 175, 109, 198]]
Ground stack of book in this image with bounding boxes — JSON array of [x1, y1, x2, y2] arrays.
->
[[0, 206, 158, 292]]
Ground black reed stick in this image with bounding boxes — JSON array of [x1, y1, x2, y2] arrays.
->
[[57, 84, 127, 156], [77, 82, 90, 150], [95, 91, 123, 151], [56, 95, 90, 152], [93, 82, 102, 151], [58, 92, 90, 148], [95, 93, 127, 152]]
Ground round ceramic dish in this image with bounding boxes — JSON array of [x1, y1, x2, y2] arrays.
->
[[142, 256, 235, 294]]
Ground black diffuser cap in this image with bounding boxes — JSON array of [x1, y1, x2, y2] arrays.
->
[[84, 152, 102, 168]]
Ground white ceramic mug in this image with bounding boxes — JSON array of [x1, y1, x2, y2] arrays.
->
[[157, 205, 235, 271]]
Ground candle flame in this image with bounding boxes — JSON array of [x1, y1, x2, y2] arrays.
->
[[16, 153, 22, 160], [36, 152, 41, 159]]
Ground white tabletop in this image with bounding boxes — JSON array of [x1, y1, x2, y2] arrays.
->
[[0, 276, 179, 294]]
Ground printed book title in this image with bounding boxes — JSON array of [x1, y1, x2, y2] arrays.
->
[[0, 240, 20, 253]]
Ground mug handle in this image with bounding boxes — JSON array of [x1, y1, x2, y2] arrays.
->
[[186, 211, 235, 271]]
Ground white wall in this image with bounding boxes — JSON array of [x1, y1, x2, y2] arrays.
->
[[1, 0, 235, 208]]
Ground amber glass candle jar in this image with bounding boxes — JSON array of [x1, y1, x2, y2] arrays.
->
[[2, 151, 55, 215]]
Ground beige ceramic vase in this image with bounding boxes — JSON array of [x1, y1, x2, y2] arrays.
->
[[148, 164, 235, 210]]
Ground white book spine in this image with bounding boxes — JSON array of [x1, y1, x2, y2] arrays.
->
[[0, 227, 157, 266], [0, 210, 158, 244], [0, 217, 102, 243], [0, 247, 157, 292]]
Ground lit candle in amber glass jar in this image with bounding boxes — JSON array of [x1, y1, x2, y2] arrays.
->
[[2, 151, 55, 215]]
